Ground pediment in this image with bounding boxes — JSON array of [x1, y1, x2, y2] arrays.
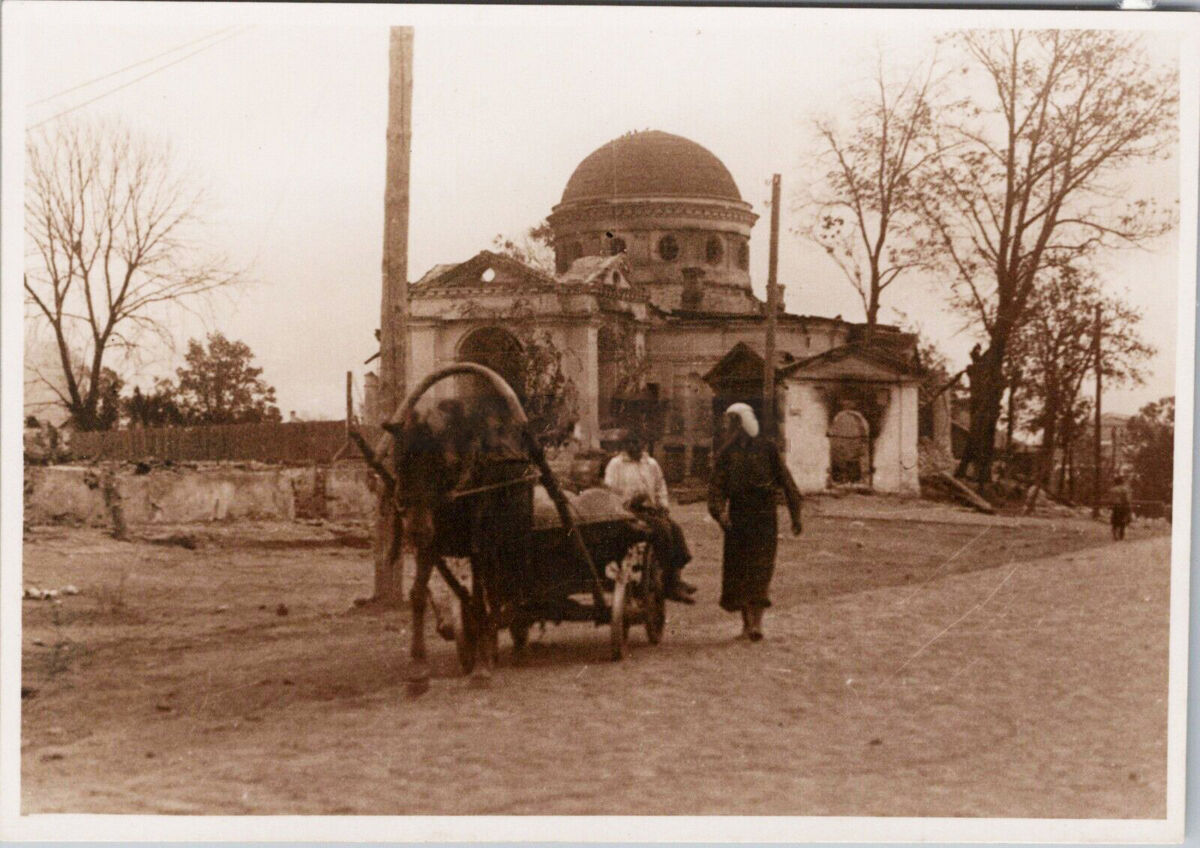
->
[[781, 344, 921, 383], [413, 250, 557, 291]]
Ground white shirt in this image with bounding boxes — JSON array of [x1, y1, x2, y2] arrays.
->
[[603, 452, 671, 510]]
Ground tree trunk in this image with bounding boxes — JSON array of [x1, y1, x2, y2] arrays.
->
[[955, 345, 1006, 486], [1035, 407, 1058, 492], [1067, 443, 1075, 502], [1005, 379, 1018, 460]]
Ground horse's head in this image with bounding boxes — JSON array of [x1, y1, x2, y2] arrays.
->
[[385, 412, 451, 509]]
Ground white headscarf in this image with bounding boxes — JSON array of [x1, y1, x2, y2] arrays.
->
[[724, 402, 759, 438]]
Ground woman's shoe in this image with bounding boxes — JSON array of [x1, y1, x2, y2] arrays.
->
[[747, 606, 764, 642]]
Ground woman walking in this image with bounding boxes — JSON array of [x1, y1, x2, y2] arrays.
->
[[708, 403, 803, 641]]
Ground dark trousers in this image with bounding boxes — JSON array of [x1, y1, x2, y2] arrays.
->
[[631, 505, 691, 584]]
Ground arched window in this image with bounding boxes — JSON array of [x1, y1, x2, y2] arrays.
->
[[657, 234, 679, 261], [828, 409, 871, 485], [705, 236, 724, 265], [736, 240, 750, 270]]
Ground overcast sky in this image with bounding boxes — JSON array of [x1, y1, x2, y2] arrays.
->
[[13, 4, 1188, 420]]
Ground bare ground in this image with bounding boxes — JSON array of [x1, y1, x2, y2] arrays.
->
[[21, 498, 1170, 817]]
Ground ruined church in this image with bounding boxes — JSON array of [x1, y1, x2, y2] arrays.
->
[[402, 130, 923, 493]]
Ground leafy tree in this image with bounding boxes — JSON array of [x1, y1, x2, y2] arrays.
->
[[174, 333, 281, 425], [917, 30, 1177, 485], [799, 51, 938, 329], [511, 325, 580, 443], [506, 298, 579, 442], [123, 381, 186, 428], [915, 338, 957, 410], [93, 367, 124, 431], [1126, 396, 1174, 502], [1008, 265, 1152, 488], [24, 117, 239, 430], [491, 220, 555, 273]]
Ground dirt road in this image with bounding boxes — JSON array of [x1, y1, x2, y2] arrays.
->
[[21, 501, 1170, 816]]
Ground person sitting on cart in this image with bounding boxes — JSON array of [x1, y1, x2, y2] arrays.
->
[[603, 429, 696, 604]]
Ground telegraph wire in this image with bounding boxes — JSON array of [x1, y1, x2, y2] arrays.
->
[[29, 26, 238, 107], [28, 27, 249, 131]]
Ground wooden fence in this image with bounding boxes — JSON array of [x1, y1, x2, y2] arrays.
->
[[69, 420, 383, 465]]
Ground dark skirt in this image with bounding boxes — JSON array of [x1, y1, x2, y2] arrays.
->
[[1111, 503, 1132, 528], [719, 493, 778, 612]]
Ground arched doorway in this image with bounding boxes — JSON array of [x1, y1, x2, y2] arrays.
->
[[457, 326, 524, 400], [829, 409, 871, 485]]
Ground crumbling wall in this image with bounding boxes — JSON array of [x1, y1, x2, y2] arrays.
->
[[24, 467, 110, 526], [24, 463, 375, 527]]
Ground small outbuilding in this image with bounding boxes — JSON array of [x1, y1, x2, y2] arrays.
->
[[703, 341, 922, 494]]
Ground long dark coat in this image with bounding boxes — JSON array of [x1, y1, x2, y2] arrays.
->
[[708, 434, 803, 611]]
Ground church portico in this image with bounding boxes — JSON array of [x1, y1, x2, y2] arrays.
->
[[399, 129, 926, 492], [406, 250, 648, 447]]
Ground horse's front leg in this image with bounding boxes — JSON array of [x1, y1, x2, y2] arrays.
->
[[406, 544, 438, 696], [468, 567, 494, 688]]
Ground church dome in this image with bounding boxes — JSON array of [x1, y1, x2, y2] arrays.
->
[[561, 131, 742, 203]]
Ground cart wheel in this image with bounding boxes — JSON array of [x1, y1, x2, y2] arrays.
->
[[641, 545, 666, 646], [610, 568, 631, 661], [451, 598, 477, 675]]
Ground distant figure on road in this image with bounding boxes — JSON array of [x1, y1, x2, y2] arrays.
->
[[708, 403, 803, 641], [1109, 475, 1133, 541], [604, 429, 695, 604]]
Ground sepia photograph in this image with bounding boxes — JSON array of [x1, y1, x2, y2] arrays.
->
[[1, 2, 1196, 842]]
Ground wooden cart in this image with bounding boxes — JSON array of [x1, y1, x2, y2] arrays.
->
[[396, 363, 667, 669]]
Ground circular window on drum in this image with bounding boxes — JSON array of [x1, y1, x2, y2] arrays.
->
[[657, 234, 680, 262], [705, 236, 724, 265], [737, 240, 750, 270]]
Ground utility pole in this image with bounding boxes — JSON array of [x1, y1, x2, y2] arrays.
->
[[1092, 304, 1102, 519], [380, 26, 414, 422], [372, 26, 414, 605], [762, 173, 781, 440]]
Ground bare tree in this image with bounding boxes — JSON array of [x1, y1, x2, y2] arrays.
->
[[24, 117, 239, 430], [918, 30, 1177, 484], [798, 51, 939, 330]]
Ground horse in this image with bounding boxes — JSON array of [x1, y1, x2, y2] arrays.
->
[[353, 368, 535, 694]]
